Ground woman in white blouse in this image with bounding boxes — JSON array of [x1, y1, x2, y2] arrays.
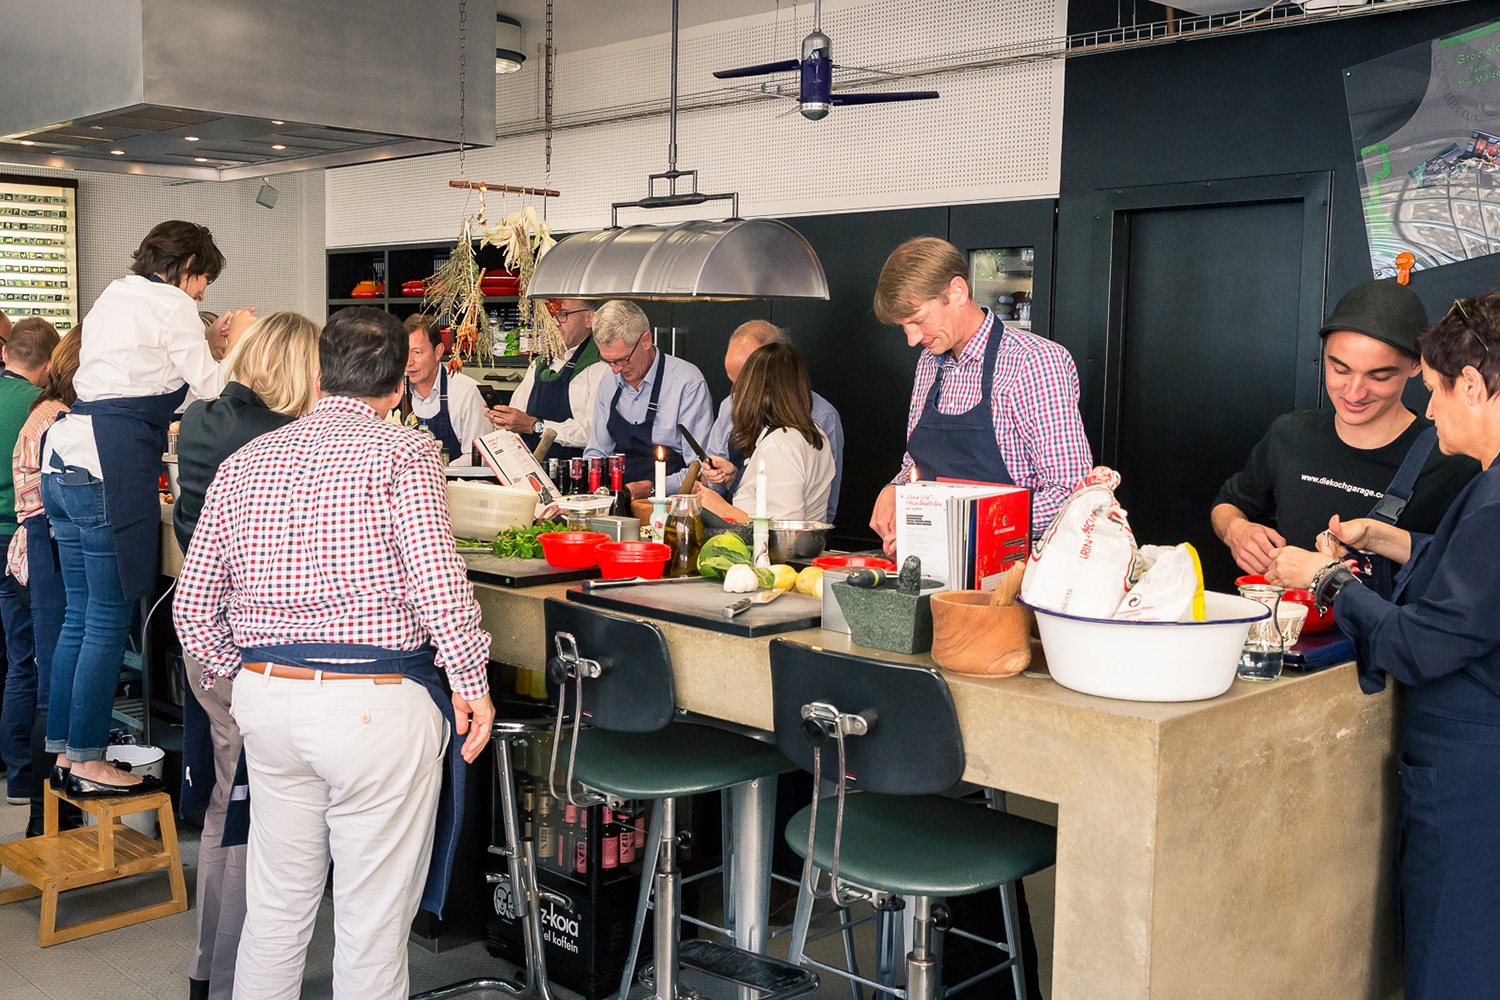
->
[[697, 342, 835, 523]]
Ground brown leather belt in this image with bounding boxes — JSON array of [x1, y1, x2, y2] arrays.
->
[[241, 662, 405, 684]]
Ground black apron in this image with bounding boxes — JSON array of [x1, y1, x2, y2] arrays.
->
[[606, 348, 686, 483], [521, 337, 593, 464], [408, 369, 463, 461], [52, 385, 189, 599], [904, 316, 1014, 487], [226, 642, 465, 917], [1364, 426, 1438, 600]]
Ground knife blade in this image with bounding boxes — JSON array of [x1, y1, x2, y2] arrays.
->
[[583, 576, 707, 591], [677, 423, 710, 464], [723, 589, 784, 619]]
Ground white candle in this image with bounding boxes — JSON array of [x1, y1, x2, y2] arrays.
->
[[755, 458, 768, 519], [655, 445, 667, 500]]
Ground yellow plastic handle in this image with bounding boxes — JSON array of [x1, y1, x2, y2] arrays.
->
[[1183, 543, 1207, 621]]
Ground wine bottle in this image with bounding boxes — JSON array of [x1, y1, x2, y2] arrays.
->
[[611, 464, 632, 518]]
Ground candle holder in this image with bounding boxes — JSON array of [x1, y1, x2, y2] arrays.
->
[[752, 516, 771, 568], [649, 498, 669, 544]]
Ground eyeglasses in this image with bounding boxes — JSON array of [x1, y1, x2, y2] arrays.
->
[[554, 308, 593, 322], [599, 334, 646, 370], [1447, 297, 1490, 367]]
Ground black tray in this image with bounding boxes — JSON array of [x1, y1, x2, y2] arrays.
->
[[565, 579, 821, 638]]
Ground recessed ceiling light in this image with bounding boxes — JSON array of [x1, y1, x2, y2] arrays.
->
[[184, 135, 200, 142], [194, 157, 209, 162], [110, 149, 125, 155], [271, 144, 286, 150], [18, 140, 34, 146], [270, 119, 285, 125]]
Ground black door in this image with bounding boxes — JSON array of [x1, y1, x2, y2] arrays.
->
[[1098, 175, 1331, 590]]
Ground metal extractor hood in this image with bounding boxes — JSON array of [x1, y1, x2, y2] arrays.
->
[[0, 0, 494, 181], [528, 219, 830, 302]]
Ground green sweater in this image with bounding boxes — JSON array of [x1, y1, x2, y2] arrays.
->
[[0, 372, 42, 537]]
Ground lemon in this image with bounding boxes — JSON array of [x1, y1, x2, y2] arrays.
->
[[770, 564, 798, 592], [795, 565, 824, 596]]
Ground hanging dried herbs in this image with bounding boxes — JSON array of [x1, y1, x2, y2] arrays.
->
[[423, 217, 492, 373], [484, 206, 563, 363]]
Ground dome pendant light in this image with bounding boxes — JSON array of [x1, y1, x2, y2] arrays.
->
[[496, 13, 525, 74]]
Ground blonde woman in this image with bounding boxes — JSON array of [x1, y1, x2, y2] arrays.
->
[[170, 310, 320, 1000]]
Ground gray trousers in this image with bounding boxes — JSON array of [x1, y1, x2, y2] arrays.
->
[[185, 655, 246, 1000]]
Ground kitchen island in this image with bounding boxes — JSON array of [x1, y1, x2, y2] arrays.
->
[[470, 576, 1400, 1000]]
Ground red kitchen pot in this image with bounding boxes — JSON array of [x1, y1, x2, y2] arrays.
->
[[539, 531, 608, 569], [596, 541, 671, 580], [812, 554, 897, 572], [1235, 575, 1335, 633]]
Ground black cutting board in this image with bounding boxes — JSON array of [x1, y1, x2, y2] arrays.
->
[[566, 579, 822, 638], [461, 552, 596, 588]]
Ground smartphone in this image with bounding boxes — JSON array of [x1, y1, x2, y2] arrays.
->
[[477, 384, 504, 408]]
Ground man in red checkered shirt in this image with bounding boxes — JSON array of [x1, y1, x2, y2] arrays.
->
[[174, 306, 494, 1000], [868, 237, 1092, 556]]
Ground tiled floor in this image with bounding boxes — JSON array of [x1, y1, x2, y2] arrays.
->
[[0, 794, 1057, 1000]]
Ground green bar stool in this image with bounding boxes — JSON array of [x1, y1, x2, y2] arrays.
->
[[544, 598, 819, 1000], [768, 639, 1058, 1000]]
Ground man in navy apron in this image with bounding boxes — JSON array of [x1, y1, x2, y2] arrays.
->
[[485, 299, 607, 464], [868, 237, 1092, 556], [401, 314, 490, 466], [582, 300, 714, 498], [174, 307, 493, 1000]]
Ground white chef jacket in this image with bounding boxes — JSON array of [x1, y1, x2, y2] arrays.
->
[[507, 344, 610, 449]]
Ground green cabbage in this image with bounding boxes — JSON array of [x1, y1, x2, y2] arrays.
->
[[697, 532, 752, 580]]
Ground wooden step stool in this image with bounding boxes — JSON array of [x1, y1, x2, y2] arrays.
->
[[0, 783, 187, 945]]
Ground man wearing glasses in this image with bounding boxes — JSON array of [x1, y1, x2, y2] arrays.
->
[[583, 299, 714, 499], [1213, 279, 1478, 594], [485, 299, 608, 464]]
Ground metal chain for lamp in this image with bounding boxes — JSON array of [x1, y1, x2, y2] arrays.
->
[[458, 0, 468, 175]]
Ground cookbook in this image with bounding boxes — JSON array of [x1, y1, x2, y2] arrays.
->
[[474, 429, 563, 511], [895, 480, 1029, 590]]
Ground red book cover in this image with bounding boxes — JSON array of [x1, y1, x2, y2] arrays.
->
[[938, 478, 1029, 589]]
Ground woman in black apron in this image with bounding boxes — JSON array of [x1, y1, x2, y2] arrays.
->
[[1269, 293, 1500, 1000], [42, 221, 236, 798]]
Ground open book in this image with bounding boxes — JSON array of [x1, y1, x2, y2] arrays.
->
[[474, 429, 563, 513]]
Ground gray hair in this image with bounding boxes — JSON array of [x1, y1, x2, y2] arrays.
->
[[592, 300, 650, 348], [728, 319, 787, 348]]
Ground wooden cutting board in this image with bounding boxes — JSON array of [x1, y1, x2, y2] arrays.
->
[[566, 579, 822, 638], [461, 552, 597, 588]]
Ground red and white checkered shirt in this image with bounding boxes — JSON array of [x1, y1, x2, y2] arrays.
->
[[895, 311, 1093, 531], [173, 396, 491, 700]]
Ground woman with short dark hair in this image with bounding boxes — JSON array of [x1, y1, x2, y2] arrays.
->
[[697, 341, 834, 523], [41, 220, 253, 798], [1269, 292, 1500, 999]]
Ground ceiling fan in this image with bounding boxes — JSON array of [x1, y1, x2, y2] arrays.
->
[[712, 0, 938, 121]]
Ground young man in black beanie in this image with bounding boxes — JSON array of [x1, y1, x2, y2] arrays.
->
[[1212, 279, 1478, 590]]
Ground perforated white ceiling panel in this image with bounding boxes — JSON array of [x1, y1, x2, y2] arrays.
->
[[327, 0, 1063, 247]]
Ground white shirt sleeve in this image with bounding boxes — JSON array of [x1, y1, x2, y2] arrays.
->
[[161, 293, 228, 401], [509, 364, 536, 414], [448, 376, 493, 466], [552, 361, 609, 449]]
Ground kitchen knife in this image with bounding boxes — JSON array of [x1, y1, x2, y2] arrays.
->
[[677, 423, 710, 464], [583, 576, 707, 591], [723, 589, 784, 619]]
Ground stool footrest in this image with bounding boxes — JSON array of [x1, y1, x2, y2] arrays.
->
[[642, 940, 818, 1000]]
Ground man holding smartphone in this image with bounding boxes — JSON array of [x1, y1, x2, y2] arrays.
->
[[485, 299, 607, 464]]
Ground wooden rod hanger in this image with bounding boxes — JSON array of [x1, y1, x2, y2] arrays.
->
[[448, 180, 561, 198]]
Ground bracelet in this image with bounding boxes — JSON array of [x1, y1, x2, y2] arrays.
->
[[1310, 561, 1357, 613]]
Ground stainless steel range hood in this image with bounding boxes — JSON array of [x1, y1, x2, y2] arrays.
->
[[528, 219, 829, 302], [0, 0, 494, 181]]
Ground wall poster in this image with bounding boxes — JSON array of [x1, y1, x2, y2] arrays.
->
[[0, 173, 79, 333], [1346, 19, 1500, 278]]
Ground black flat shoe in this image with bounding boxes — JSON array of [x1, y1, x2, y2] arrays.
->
[[63, 771, 163, 799], [49, 766, 68, 790]]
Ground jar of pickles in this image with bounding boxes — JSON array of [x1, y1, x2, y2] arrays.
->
[[664, 493, 704, 577]]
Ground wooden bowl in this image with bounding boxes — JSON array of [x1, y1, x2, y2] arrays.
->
[[930, 590, 1034, 677]]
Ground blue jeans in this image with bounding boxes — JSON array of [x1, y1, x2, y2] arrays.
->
[[0, 557, 36, 795], [41, 473, 135, 762], [26, 515, 66, 709]]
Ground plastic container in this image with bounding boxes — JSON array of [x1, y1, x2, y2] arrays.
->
[[595, 541, 671, 580], [540, 531, 609, 569], [1236, 575, 1336, 633], [812, 554, 897, 572], [1024, 592, 1269, 702], [447, 481, 537, 541]]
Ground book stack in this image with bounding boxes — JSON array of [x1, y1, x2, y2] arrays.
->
[[895, 479, 1030, 591]]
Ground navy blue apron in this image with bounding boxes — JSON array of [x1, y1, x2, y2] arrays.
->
[[53, 385, 190, 599], [904, 316, 1013, 486], [408, 369, 464, 462], [521, 336, 594, 464], [606, 348, 686, 483], [1364, 426, 1437, 600], [224, 643, 466, 917]]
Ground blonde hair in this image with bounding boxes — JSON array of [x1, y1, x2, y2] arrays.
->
[[873, 237, 970, 324], [223, 311, 321, 416]]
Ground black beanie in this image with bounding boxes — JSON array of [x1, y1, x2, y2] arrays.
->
[[1318, 279, 1429, 358]]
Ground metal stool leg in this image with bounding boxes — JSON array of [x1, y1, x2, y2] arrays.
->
[[905, 896, 940, 1000], [617, 802, 667, 1000], [999, 882, 1027, 1000], [787, 868, 816, 968], [729, 775, 775, 954]]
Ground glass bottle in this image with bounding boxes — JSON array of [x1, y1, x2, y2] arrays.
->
[[536, 794, 556, 867], [575, 808, 589, 876], [559, 803, 578, 875], [665, 493, 703, 577], [611, 464, 632, 519], [602, 807, 620, 870]]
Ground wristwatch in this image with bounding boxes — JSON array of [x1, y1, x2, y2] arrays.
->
[[1310, 561, 1358, 613], [532, 420, 545, 435]]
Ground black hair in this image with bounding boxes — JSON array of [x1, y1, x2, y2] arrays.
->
[[129, 220, 226, 286], [320, 307, 408, 399], [1417, 292, 1500, 395]]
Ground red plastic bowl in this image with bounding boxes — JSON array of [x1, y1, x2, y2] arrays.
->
[[595, 541, 671, 580], [1235, 575, 1335, 633], [539, 531, 608, 569], [812, 554, 897, 572]]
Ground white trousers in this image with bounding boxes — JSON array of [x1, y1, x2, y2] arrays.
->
[[229, 668, 447, 1000]]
